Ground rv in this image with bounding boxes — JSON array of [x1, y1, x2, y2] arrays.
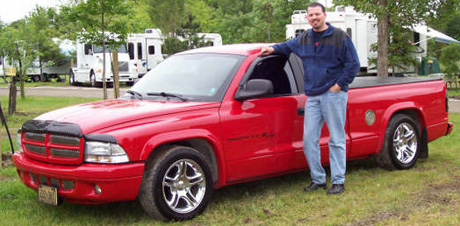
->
[[286, 6, 429, 74], [127, 29, 223, 77], [127, 28, 164, 77], [69, 37, 138, 86]]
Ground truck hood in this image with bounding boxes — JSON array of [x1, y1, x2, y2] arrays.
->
[[35, 99, 220, 133]]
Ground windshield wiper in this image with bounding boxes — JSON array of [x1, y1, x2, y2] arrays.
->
[[146, 92, 188, 101], [126, 90, 143, 99]]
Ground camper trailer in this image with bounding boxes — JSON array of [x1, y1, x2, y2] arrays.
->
[[286, 6, 429, 74], [127, 28, 164, 77], [69, 37, 138, 87]]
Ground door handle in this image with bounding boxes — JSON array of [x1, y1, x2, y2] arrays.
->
[[297, 108, 304, 116]]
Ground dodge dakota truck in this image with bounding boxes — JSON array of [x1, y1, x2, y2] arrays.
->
[[13, 44, 453, 221]]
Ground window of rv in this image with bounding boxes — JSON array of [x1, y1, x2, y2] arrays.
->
[[93, 43, 128, 53]]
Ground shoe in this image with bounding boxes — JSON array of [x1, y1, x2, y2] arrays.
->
[[327, 184, 345, 195], [304, 182, 327, 192]]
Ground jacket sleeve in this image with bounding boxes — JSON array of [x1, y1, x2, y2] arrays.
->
[[272, 37, 300, 56], [337, 38, 360, 88]]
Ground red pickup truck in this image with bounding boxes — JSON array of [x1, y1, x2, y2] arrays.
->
[[13, 44, 453, 221]]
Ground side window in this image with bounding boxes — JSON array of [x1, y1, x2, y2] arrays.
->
[[137, 42, 142, 59], [84, 44, 93, 55], [295, 29, 305, 38], [148, 46, 155, 55], [248, 57, 298, 96], [128, 42, 135, 60]]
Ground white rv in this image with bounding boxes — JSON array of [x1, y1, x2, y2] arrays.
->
[[127, 29, 223, 77], [127, 28, 164, 77], [70, 37, 138, 87], [286, 6, 429, 74]]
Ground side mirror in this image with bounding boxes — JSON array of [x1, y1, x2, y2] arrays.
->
[[235, 79, 274, 101]]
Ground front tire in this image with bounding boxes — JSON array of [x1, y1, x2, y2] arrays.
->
[[376, 114, 421, 170], [139, 146, 213, 221]]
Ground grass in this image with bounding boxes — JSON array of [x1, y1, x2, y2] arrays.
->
[[1, 97, 459, 225]]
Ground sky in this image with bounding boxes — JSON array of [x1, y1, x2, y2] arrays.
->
[[0, 0, 62, 24]]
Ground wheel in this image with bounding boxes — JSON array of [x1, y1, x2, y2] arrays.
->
[[126, 81, 134, 86], [90, 71, 100, 87], [376, 114, 421, 170], [69, 70, 77, 86], [31, 75, 40, 82], [139, 146, 213, 221]]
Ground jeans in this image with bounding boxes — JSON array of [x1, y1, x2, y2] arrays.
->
[[303, 90, 348, 185]]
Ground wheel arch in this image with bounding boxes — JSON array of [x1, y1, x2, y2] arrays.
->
[[140, 130, 224, 187], [376, 102, 427, 156]]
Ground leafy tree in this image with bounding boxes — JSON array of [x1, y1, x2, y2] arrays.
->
[[334, 0, 447, 76], [63, 0, 134, 99], [439, 43, 460, 88], [0, 20, 36, 114], [144, 0, 186, 38], [27, 6, 67, 81]]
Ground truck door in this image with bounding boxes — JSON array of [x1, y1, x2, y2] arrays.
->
[[220, 55, 307, 182]]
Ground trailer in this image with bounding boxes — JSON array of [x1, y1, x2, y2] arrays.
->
[[69, 37, 138, 87], [286, 6, 429, 75]]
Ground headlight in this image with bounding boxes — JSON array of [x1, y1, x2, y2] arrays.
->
[[16, 131, 24, 153], [84, 141, 129, 163]]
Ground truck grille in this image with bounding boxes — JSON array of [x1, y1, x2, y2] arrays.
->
[[118, 61, 129, 72], [21, 132, 84, 165]]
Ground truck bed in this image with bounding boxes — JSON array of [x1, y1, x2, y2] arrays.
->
[[350, 76, 442, 89]]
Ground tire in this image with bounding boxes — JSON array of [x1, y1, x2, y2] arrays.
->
[[31, 75, 40, 82], [376, 114, 421, 170], [69, 70, 78, 86], [139, 146, 213, 221], [90, 71, 100, 87]]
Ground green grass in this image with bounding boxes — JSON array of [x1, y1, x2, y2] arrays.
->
[[448, 88, 460, 97], [1, 97, 459, 225]]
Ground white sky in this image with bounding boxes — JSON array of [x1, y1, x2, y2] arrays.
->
[[0, 0, 63, 24]]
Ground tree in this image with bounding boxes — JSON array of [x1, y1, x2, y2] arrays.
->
[[63, 0, 133, 99], [27, 6, 67, 81], [144, 0, 186, 38], [334, 0, 447, 76], [0, 20, 36, 114], [439, 43, 460, 89]]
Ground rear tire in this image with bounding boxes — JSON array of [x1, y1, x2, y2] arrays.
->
[[139, 145, 213, 221], [90, 71, 101, 87], [376, 114, 421, 170]]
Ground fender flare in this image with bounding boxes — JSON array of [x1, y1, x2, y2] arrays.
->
[[139, 129, 226, 187], [375, 101, 427, 155]]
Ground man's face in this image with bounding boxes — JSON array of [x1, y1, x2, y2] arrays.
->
[[307, 6, 327, 31]]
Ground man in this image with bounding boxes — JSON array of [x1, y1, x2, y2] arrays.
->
[[260, 2, 360, 195]]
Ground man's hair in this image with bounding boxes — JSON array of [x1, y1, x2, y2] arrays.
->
[[308, 2, 326, 13]]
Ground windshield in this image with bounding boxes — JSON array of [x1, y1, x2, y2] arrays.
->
[[94, 43, 128, 53], [127, 53, 244, 102]]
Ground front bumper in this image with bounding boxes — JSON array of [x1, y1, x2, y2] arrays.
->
[[13, 153, 145, 204]]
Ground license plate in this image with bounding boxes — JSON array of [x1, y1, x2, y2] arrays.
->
[[38, 185, 58, 206]]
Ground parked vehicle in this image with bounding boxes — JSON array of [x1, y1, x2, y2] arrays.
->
[[127, 29, 164, 77], [69, 37, 138, 87], [286, 6, 459, 75], [13, 44, 453, 221]]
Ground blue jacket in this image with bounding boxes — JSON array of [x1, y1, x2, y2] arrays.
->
[[273, 23, 360, 96]]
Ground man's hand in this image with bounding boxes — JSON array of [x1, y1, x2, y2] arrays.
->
[[329, 84, 341, 92], [260, 46, 274, 56]]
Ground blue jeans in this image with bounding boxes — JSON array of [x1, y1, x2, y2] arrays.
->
[[303, 90, 348, 185]]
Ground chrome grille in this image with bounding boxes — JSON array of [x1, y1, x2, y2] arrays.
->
[[27, 173, 74, 191]]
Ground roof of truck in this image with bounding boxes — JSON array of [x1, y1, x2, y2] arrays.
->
[[178, 43, 269, 56]]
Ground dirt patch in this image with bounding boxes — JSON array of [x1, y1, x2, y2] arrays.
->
[[1, 153, 13, 167], [348, 179, 460, 225]]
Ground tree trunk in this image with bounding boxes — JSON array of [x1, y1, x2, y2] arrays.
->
[[377, 0, 389, 77], [101, 0, 108, 100], [112, 51, 120, 99], [8, 76, 17, 115], [15, 44, 26, 98]]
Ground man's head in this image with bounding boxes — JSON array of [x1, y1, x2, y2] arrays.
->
[[307, 3, 327, 32]]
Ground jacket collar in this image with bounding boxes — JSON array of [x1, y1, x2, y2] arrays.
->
[[307, 23, 334, 38]]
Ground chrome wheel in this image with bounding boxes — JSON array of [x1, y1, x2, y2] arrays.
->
[[392, 122, 417, 164], [162, 159, 206, 214]]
